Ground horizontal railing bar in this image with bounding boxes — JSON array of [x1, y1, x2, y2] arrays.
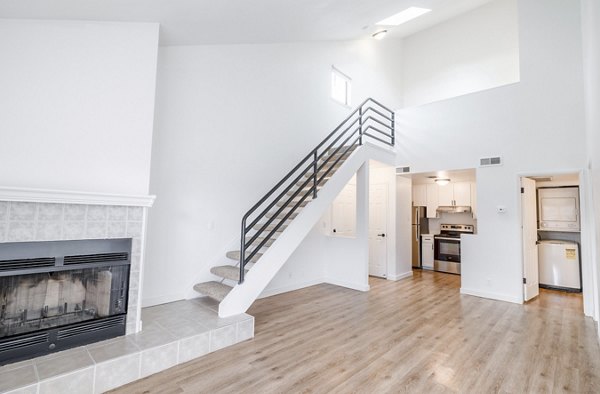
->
[[245, 167, 316, 249], [365, 124, 393, 138], [313, 98, 370, 151], [244, 159, 315, 233], [317, 126, 360, 173], [364, 97, 395, 115], [316, 120, 360, 163], [245, 188, 314, 264], [316, 125, 360, 168], [317, 135, 360, 184], [363, 131, 393, 146], [362, 115, 392, 131], [241, 152, 314, 223], [362, 106, 393, 122], [241, 103, 367, 225], [245, 184, 315, 262]]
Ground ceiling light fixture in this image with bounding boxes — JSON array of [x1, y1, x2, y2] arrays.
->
[[376, 7, 432, 26], [372, 30, 388, 40], [435, 178, 451, 186]]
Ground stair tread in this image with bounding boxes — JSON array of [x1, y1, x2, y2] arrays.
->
[[265, 211, 299, 220], [210, 265, 248, 282], [327, 145, 357, 155], [276, 199, 310, 208], [253, 223, 288, 232], [193, 281, 233, 302], [226, 250, 263, 262]]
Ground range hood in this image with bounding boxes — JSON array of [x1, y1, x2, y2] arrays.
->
[[436, 206, 472, 214]]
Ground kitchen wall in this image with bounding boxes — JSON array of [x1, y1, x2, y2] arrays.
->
[[0, 19, 159, 196], [402, 0, 520, 107], [427, 212, 477, 235], [396, 0, 589, 311], [144, 39, 403, 306]]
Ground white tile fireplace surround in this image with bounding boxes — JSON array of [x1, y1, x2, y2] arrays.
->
[[0, 188, 154, 336]]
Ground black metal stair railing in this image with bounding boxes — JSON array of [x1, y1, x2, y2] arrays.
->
[[238, 98, 395, 283]]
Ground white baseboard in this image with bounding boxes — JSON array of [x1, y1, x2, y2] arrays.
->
[[258, 278, 325, 299], [387, 271, 413, 281], [460, 287, 522, 304], [325, 277, 370, 292]]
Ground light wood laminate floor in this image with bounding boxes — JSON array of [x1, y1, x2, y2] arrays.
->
[[112, 271, 600, 393]]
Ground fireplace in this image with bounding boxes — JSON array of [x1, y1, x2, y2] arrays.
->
[[0, 238, 131, 365]]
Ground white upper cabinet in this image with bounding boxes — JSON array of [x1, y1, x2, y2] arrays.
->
[[437, 182, 471, 206], [453, 182, 471, 206], [437, 184, 454, 206], [412, 184, 427, 206], [426, 184, 439, 218]]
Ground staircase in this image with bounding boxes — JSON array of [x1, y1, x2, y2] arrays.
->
[[193, 98, 395, 317]]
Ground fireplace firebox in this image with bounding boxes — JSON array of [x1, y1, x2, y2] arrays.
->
[[0, 238, 131, 365]]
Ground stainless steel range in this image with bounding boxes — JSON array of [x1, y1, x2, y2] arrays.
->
[[434, 224, 474, 275]]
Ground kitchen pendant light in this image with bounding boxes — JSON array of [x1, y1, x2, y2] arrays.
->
[[435, 178, 450, 186]]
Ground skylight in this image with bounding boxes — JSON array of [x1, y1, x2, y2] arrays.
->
[[376, 7, 431, 26]]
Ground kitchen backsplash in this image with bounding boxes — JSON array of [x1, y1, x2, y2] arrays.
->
[[427, 212, 477, 234]]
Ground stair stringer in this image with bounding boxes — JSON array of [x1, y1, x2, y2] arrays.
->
[[218, 142, 396, 317]]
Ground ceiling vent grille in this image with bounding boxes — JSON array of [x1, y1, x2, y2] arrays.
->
[[480, 157, 502, 167], [396, 166, 410, 174]]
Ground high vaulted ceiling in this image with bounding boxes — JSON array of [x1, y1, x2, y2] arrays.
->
[[0, 0, 493, 46]]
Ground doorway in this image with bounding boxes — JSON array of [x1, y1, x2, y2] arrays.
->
[[328, 160, 395, 280], [520, 173, 585, 313], [368, 183, 388, 278]]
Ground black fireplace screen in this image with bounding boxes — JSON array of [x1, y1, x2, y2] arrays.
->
[[0, 265, 129, 338], [0, 238, 131, 365]]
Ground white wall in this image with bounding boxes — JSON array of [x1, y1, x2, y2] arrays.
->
[[402, 0, 520, 107], [144, 39, 402, 305], [0, 19, 159, 195], [395, 176, 412, 279], [581, 0, 600, 330], [396, 0, 587, 307]]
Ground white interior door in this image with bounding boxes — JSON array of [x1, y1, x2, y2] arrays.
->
[[331, 184, 356, 236], [522, 177, 539, 301], [369, 184, 388, 278]]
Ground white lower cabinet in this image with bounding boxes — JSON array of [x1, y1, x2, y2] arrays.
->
[[421, 235, 434, 269]]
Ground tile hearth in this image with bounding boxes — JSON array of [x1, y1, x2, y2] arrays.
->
[[0, 298, 254, 394]]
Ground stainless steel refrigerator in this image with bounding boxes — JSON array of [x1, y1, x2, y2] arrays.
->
[[412, 207, 429, 268]]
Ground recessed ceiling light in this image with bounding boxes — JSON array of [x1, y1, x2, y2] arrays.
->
[[372, 30, 388, 40], [376, 7, 431, 26]]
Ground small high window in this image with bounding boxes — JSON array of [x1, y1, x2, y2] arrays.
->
[[331, 66, 351, 107]]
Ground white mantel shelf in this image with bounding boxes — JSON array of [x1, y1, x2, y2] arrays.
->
[[0, 186, 156, 207]]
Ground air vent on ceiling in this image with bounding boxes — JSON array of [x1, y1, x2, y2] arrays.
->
[[396, 166, 410, 174], [63, 252, 128, 265], [0, 257, 55, 272], [480, 156, 502, 167]]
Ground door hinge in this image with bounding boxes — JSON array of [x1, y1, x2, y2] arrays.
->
[[521, 187, 525, 193], [523, 278, 526, 284]]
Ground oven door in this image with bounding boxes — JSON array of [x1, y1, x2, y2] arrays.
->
[[434, 237, 461, 274]]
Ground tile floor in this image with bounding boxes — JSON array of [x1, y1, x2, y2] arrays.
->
[[0, 298, 254, 394]]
